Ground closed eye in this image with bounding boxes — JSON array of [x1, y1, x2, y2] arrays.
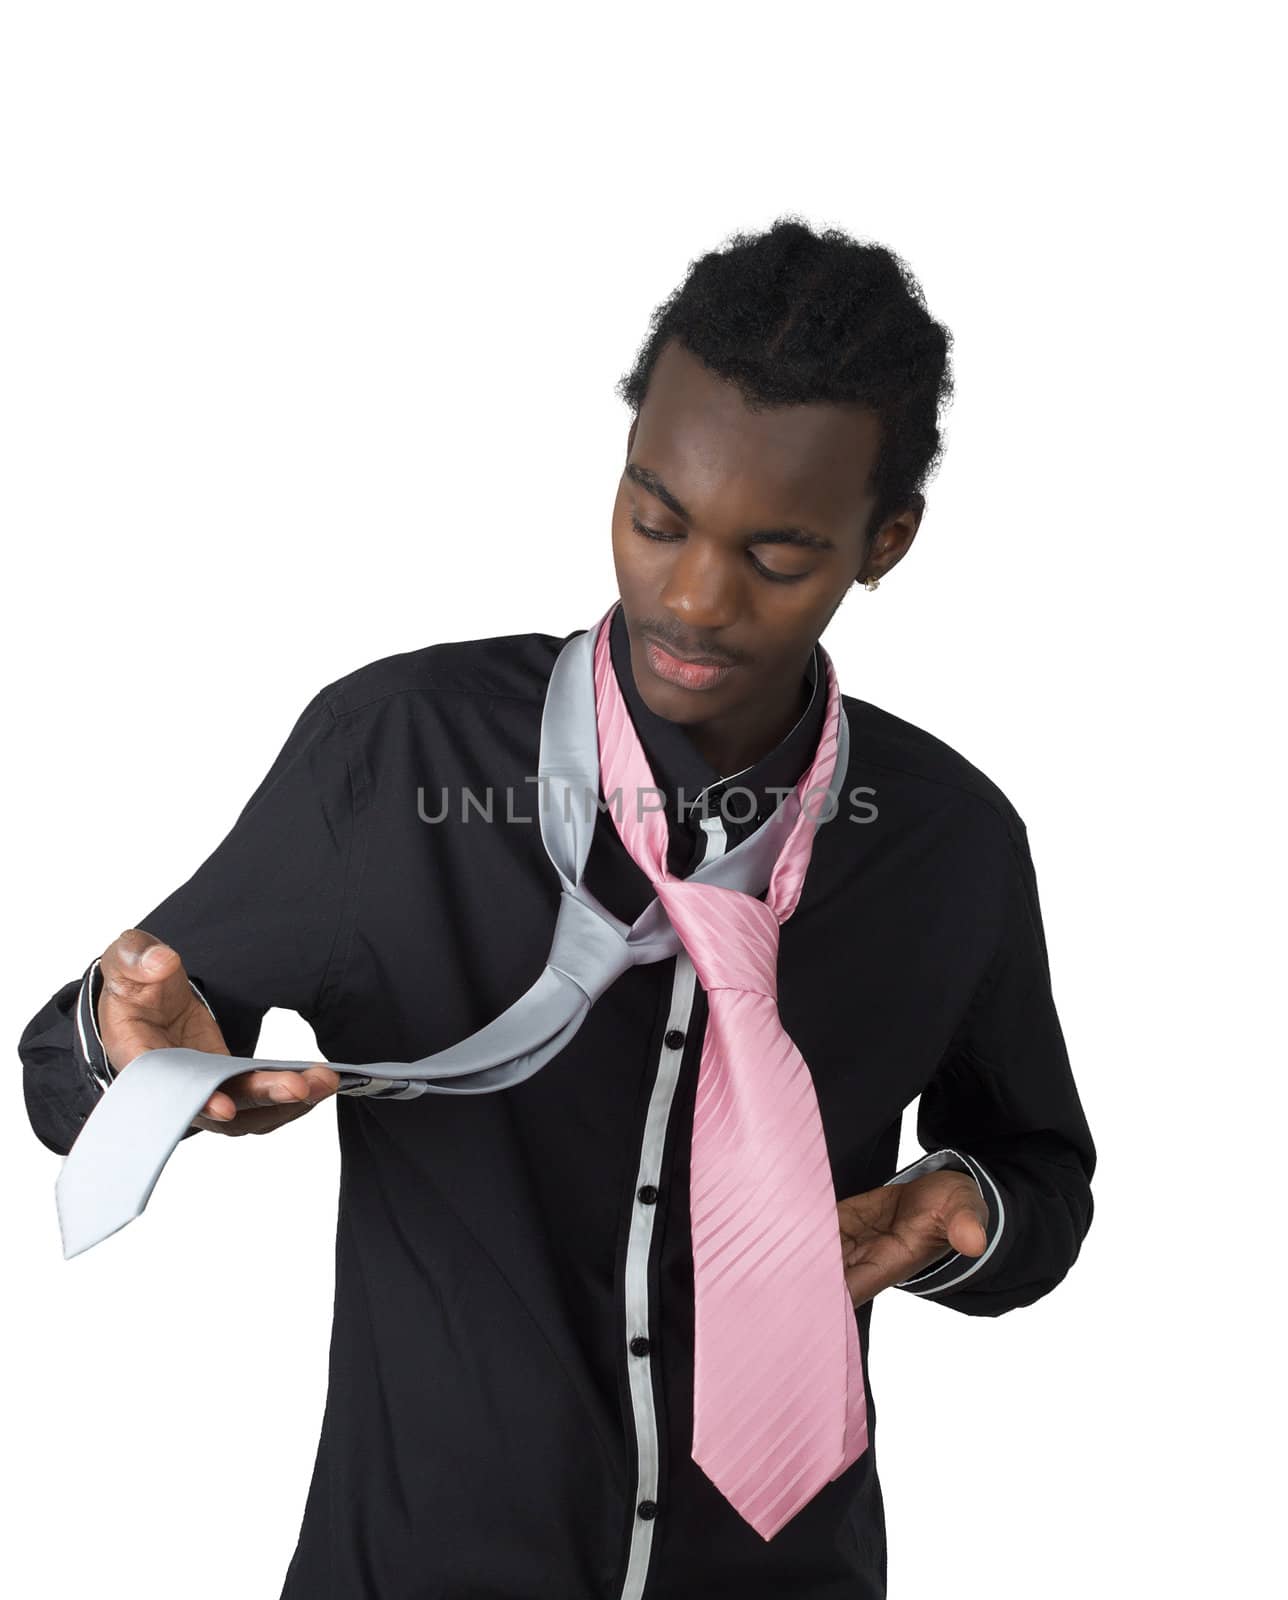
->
[[629, 515, 812, 585]]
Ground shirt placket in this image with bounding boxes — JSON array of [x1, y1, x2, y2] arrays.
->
[[616, 813, 727, 1600]]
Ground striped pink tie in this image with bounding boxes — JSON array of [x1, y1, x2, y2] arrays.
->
[[592, 612, 869, 1541]]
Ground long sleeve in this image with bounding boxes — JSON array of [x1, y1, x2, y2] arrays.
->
[[18, 684, 362, 1157], [888, 816, 1096, 1316], [21, 961, 120, 1157]]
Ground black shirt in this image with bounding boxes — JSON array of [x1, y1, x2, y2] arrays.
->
[[20, 607, 1097, 1599]]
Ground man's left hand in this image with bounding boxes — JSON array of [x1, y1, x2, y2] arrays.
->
[[837, 1171, 988, 1307]]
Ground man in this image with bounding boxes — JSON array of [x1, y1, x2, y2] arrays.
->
[[21, 217, 1096, 1598]]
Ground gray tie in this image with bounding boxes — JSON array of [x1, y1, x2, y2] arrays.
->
[[55, 616, 851, 1260]]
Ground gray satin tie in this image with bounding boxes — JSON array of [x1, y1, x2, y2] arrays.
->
[[56, 615, 850, 1260]]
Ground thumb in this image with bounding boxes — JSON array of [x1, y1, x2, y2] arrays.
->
[[133, 934, 174, 972], [135, 942, 176, 978], [945, 1198, 988, 1258], [112, 929, 178, 981]]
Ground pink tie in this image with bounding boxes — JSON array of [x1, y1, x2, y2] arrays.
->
[[592, 612, 869, 1542]]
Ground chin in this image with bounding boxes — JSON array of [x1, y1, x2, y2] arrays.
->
[[635, 674, 707, 725]]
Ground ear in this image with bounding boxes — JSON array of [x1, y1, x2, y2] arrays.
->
[[857, 494, 925, 584]]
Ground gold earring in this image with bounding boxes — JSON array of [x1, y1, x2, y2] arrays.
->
[[863, 575, 881, 591]]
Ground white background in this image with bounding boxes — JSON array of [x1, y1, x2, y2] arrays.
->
[[2, 4, 1282, 1596]]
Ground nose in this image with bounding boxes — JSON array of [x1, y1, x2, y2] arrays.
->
[[659, 538, 740, 633]]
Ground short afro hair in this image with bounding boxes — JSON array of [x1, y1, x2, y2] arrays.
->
[[616, 215, 954, 546]]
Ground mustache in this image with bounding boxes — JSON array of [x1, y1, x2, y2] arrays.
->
[[637, 622, 745, 668]]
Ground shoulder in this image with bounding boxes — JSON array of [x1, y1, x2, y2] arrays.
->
[[308, 626, 579, 723], [841, 693, 1028, 847]]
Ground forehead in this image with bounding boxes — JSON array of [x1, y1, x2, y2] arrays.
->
[[630, 338, 881, 531]]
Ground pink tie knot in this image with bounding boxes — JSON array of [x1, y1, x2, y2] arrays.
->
[[654, 880, 782, 998]]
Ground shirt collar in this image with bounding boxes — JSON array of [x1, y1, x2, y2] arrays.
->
[[607, 601, 825, 834]]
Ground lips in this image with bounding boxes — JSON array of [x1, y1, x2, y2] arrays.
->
[[643, 636, 736, 692]]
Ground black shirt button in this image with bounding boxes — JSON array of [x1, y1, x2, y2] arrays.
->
[[629, 1336, 652, 1357], [664, 1028, 686, 1050], [637, 1184, 659, 1205], [637, 1500, 658, 1520]]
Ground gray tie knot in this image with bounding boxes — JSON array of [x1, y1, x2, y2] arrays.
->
[[547, 888, 639, 1000]]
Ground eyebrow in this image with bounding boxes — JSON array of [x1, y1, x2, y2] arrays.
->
[[625, 461, 837, 552]]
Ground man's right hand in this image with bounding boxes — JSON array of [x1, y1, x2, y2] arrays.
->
[[97, 928, 341, 1135]]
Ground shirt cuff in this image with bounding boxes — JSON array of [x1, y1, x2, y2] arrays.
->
[[884, 1147, 1007, 1297]]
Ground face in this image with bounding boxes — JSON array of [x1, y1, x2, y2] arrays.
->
[[611, 337, 920, 745]]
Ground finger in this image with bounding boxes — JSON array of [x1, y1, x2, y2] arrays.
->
[[299, 1066, 342, 1098], [199, 1088, 239, 1122], [193, 1088, 333, 1136], [217, 1065, 337, 1113], [225, 1070, 313, 1112], [191, 1108, 243, 1134], [944, 1199, 989, 1257], [192, 1072, 304, 1121], [843, 1258, 905, 1308], [195, 1100, 320, 1136], [245, 1100, 321, 1133], [187, 1065, 337, 1124]]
